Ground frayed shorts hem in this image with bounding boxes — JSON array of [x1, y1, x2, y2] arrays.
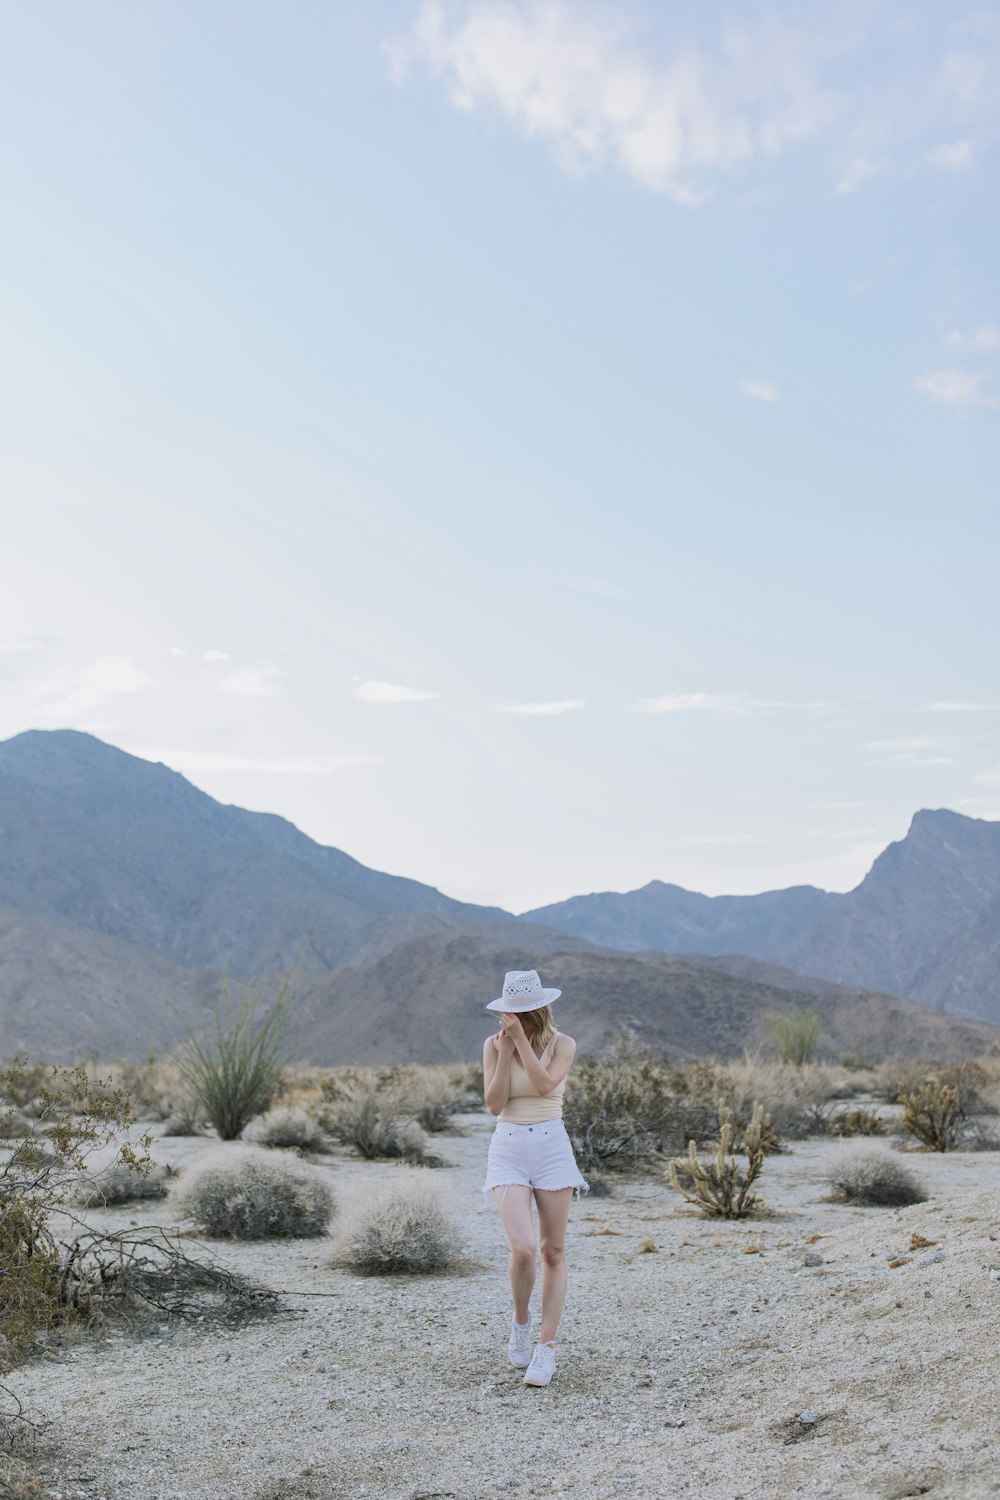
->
[[483, 1180, 590, 1206]]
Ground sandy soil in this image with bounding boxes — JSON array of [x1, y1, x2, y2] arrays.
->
[[10, 1114, 1000, 1500]]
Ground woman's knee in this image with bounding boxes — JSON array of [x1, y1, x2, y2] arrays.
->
[[509, 1241, 536, 1268], [540, 1241, 565, 1269]]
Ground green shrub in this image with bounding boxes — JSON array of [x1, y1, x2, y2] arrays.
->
[[667, 1102, 768, 1219], [342, 1179, 461, 1275], [764, 1005, 822, 1066], [828, 1107, 885, 1137], [173, 1146, 334, 1239], [175, 973, 294, 1141], [828, 1150, 926, 1206]]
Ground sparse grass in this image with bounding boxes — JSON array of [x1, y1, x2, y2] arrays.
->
[[828, 1150, 927, 1207], [667, 1103, 768, 1219], [341, 1176, 461, 1275], [173, 1146, 335, 1239]]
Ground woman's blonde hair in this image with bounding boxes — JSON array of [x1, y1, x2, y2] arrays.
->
[[519, 1004, 556, 1052]]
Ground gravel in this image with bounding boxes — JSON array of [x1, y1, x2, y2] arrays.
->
[[11, 1116, 1000, 1500]]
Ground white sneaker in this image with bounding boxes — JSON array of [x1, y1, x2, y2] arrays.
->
[[508, 1316, 533, 1368], [523, 1340, 556, 1387]]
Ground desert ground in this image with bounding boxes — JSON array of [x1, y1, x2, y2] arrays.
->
[[10, 1113, 1000, 1500]]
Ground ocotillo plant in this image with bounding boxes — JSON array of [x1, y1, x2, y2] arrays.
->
[[667, 1102, 767, 1219]]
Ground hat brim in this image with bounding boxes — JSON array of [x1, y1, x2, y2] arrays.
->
[[485, 988, 561, 1014]]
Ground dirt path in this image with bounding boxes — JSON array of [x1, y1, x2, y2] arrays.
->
[[12, 1116, 1000, 1500]]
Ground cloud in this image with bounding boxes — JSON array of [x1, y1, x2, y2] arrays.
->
[[202, 650, 231, 663], [355, 679, 439, 704], [127, 748, 385, 775], [922, 700, 1000, 712], [503, 699, 586, 716], [389, 2, 848, 203], [739, 378, 780, 402], [32, 654, 154, 720], [633, 691, 828, 715], [974, 769, 1000, 786], [866, 737, 935, 752], [836, 156, 879, 194], [926, 139, 974, 171], [805, 800, 864, 811], [220, 663, 286, 697], [946, 323, 1000, 352], [914, 369, 1000, 409], [939, 51, 988, 107], [0, 637, 47, 657]]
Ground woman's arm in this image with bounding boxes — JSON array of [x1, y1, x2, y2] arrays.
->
[[502, 1016, 577, 1096], [483, 1033, 516, 1116]]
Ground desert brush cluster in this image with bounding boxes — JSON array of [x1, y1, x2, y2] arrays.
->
[[2, 990, 999, 1496]]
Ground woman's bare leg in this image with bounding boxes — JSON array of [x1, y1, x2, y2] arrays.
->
[[494, 1185, 536, 1324], [534, 1187, 573, 1345]]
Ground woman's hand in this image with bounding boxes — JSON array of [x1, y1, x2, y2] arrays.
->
[[499, 1012, 528, 1047], [492, 1028, 515, 1053]]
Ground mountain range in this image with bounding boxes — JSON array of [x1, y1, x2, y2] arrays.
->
[[0, 728, 998, 1063]]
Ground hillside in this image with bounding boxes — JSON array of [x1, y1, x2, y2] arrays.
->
[[527, 810, 1000, 1025], [0, 728, 515, 977], [294, 930, 997, 1065]]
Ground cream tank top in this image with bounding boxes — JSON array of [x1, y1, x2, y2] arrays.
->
[[499, 1033, 565, 1124]]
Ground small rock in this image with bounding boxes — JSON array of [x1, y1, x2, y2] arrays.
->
[[798, 1411, 818, 1426], [989, 1269, 1000, 1282], [803, 1252, 824, 1267], [664, 1415, 685, 1428], [921, 1252, 944, 1265]]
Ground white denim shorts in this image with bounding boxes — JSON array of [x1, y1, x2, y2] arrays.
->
[[483, 1119, 589, 1202]]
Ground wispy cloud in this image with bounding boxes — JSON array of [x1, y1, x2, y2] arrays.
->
[[127, 748, 385, 775], [922, 700, 1000, 712], [805, 800, 864, 811], [32, 654, 154, 721], [503, 699, 586, 716], [634, 691, 828, 715], [836, 156, 879, 194], [938, 51, 988, 107], [925, 139, 973, 171], [355, 679, 439, 704], [0, 637, 47, 657], [202, 650, 231, 663], [946, 323, 1000, 352], [739, 378, 780, 402], [220, 663, 286, 698], [680, 832, 770, 845], [866, 737, 935, 752], [389, 2, 850, 204], [914, 369, 1000, 409]]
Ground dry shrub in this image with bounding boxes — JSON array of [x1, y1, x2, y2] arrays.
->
[[828, 1107, 885, 1137], [828, 1150, 927, 1207], [719, 1058, 851, 1137], [245, 1105, 328, 1153], [563, 1040, 720, 1174], [173, 1147, 334, 1239], [324, 1080, 427, 1162], [1, 1057, 151, 1371], [74, 1161, 172, 1208], [667, 1103, 768, 1219], [341, 1176, 461, 1275]]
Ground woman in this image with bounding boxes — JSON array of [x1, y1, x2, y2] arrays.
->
[[482, 969, 588, 1387]]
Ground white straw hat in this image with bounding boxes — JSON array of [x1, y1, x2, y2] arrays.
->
[[486, 969, 561, 1014]]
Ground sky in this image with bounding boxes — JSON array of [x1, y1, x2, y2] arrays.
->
[[1, 0, 998, 913]]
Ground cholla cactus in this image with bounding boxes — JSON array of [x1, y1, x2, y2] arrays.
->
[[898, 1080, 961, 1152], [667, 1103, 767, 1218]]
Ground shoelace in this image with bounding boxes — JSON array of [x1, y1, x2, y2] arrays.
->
[[531, 1341, 556, 1367]]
